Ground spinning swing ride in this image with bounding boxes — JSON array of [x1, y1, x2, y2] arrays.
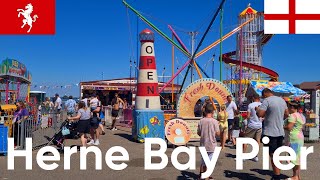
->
[[123, 0, 278, 104]]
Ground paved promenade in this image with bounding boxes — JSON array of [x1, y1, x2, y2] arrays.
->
[[1, 126, 319, 180]]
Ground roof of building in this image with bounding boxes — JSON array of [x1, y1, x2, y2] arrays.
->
[[299, 81, 320, 90], [80, 77, 181, 87], [240, 5, 257, 16]]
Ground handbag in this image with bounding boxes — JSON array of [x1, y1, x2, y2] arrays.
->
[[61, 126, 70, 136], [90, 117, 98, 125]]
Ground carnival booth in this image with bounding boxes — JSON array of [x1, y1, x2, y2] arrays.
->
[[0, 59, 32, 104], [248, 80, 319, 141], [169, 78, 233, 144]]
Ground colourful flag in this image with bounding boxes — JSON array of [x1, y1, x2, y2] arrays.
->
[[264, 0, 320, 34], [0, 0, 55, 34]]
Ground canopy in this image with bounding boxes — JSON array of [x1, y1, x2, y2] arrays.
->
[[0, 59, 32, 84], [250, 81, 306, 97]]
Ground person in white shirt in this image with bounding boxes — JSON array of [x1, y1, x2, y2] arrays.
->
[[54, 94, 62, 112], [226, 95, 237, 143], [243, 94, 262, 162], [54, 93, 62, 120], [81, 94, 89, 108]]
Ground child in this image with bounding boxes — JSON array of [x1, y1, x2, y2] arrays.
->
[[231, 110, 243, 148], [90, 94, 100, 119], [197, 103, 220, 180], [240, 118, 248, 137]]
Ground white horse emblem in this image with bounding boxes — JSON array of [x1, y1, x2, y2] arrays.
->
[[17, 3, 39, 33]]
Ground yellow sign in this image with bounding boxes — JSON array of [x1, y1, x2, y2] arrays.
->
[[165, 119, 191, 145], [177, 78, 232, 118], [185, 119, 201, 140]]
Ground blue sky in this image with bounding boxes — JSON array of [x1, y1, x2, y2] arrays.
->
[[0, 0, 319, 97]]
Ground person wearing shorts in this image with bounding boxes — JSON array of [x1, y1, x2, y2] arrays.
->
[[87, 98, 102, 146], [197, 103, 220, 180], [226, 95, 237, 143], [243, 94, 262, 162], [231, 111, 242, 148], [111, 93, 124, 131], [256, 88, 289, 180], [68, 101, 91, 147]]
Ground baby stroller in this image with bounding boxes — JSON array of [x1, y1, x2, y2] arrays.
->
[[46, 119, 77, 152]]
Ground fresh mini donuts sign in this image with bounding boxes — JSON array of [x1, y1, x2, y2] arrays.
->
[[165, 119, 192, 145], [177, 78, 232, 118]]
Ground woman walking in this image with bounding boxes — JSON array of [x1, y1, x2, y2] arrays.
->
[[68, 101, 91, 147], [218, 105, 228, 149], [284, 102, 305, 180]]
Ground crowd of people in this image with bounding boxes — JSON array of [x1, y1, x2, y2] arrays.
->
[[66, 92, 127, 147], [35, 92, 126, 147], [9, 88, 307, 179], [197, 88, 306, 180]]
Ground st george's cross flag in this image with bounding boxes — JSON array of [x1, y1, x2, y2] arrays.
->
[[264, 0, 320, 34], [0, 0, 55, 34]]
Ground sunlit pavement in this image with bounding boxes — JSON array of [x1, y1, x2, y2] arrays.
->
[[1, 126, 319, 180]]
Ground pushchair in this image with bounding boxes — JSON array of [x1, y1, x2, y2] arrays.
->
[[46, 119, 78, 152]]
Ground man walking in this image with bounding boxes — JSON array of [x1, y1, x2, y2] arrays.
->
[[111, 93, 124, 131], [243, 94, 262, 162], [65, 96, 76, 116], [226, 95, 237, 144], [256, 88, 289, 180]]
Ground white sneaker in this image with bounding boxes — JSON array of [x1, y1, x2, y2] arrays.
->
[[94, 140, 100, 146], [87, 140, 94, 145], [253, 157, 259, 162], [112, 127, 117, 131]]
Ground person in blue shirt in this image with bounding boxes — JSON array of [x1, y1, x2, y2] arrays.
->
[[65, 96, 77, 116]]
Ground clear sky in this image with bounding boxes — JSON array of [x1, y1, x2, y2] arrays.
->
[[0, 0, 319, 97]]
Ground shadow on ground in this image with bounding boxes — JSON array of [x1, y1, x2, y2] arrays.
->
[[251, 169, 289, 179], [114, 133, 136, 142], [225, 153, 236, 159], [224, 170, 264, 180], [177, 171, 199, 180]]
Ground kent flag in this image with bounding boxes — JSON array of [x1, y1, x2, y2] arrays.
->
[[264, 0, 320, 34], [0, 0, 55, 34]]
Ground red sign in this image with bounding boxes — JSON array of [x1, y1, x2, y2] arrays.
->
[[0, 0, 55, 34]]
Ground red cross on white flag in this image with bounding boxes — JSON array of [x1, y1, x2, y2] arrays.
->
[[264, 0, 320, 34]]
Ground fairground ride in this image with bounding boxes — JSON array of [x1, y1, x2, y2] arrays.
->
[[123, 0, 256, 107], [221, 5, 277, 101]]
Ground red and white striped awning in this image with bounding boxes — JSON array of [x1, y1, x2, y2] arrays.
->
[[302, 94, 310, 98]]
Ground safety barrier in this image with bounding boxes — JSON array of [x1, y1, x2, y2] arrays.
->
[[0, 108, 65, 154], [102, 106, 133, 128]]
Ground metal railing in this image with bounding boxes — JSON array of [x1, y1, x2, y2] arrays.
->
[[0, 108, 64, 153], [102, 106, 133, 128]]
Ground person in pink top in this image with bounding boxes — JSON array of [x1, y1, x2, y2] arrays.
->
[[197, 103, 220, 180]]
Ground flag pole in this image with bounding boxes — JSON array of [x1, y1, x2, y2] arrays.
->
[[219, 8, 224, 82]]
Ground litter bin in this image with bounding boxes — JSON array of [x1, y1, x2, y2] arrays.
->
[[0, 124, 8, 155]]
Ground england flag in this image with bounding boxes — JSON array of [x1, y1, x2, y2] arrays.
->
[[264, 0, 320, 34]]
